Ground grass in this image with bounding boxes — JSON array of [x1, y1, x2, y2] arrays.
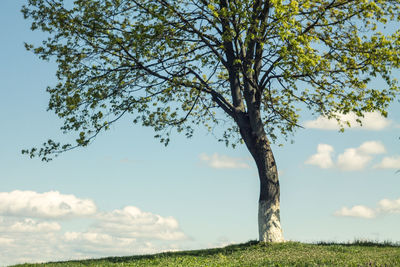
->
[[11, 240, 400, 267]]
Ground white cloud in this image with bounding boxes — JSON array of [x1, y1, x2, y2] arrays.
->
[[0, 190, 97, 219], [0, 191, 188, 266], [0, 218, 61, 233], [357, 141, 386, 155], [199, 153, 250, 169], [0, 237, 13, 245], [57, 206, 187, 261], [305, 144, 334, 169], [335, 197, 400, 220], [93, 206, 187, 241], [336, 148, 372, 171], [334, 205, 376, 219], [378, 198, 400, 213], [0, 230, 78, 266], [306, 141, 386, 171], [337, 141, 385, 171], [0, 216, 66, 265], [374, 156, 400, 169], [304, 111, 391, 131]]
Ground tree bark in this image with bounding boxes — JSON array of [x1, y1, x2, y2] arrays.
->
[[239, 122, 284, 242], [255, 137, 284, 242]]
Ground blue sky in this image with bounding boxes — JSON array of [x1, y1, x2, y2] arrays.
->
[[1, 1, 400, 266]]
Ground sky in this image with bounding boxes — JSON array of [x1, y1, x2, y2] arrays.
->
[[1, 1, 400, 266]]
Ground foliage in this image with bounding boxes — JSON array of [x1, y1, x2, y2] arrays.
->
[[12, 240, 400, 266], [21, 0, 400, 161]]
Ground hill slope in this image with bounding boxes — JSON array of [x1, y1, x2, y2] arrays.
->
[[12, 241, 400, 266]]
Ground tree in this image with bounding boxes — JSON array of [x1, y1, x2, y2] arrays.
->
[[22, 0, 400, 242]]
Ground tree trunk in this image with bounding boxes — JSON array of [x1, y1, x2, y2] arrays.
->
[[255, 136, 284, 242], [240, 125, 284, 242]]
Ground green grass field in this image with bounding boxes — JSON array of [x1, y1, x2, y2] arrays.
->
[[11, 240, 400, 267]]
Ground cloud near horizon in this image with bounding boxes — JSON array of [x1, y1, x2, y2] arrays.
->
[[199, 153, 250, 169], [334, 205, 376, 219], [0, 217, 61, 233], [378, 198, 400, 213], [0, 190, 188, 266], [305, 141, 386, 171], [304, 111, 391, 131], [0, 190, 97, 219], [93, 206, 186, 241], [335, 197, 400, 219]]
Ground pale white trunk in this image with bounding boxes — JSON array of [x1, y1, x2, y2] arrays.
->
[[258, 200, 284, 242]]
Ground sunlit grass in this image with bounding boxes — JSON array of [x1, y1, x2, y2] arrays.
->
[[12, 240, 400, 267]]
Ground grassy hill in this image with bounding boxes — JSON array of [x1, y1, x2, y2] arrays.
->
[[12, 240, 400, 267]]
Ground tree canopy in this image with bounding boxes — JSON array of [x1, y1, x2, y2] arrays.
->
[[22, 0, 400, 161]]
